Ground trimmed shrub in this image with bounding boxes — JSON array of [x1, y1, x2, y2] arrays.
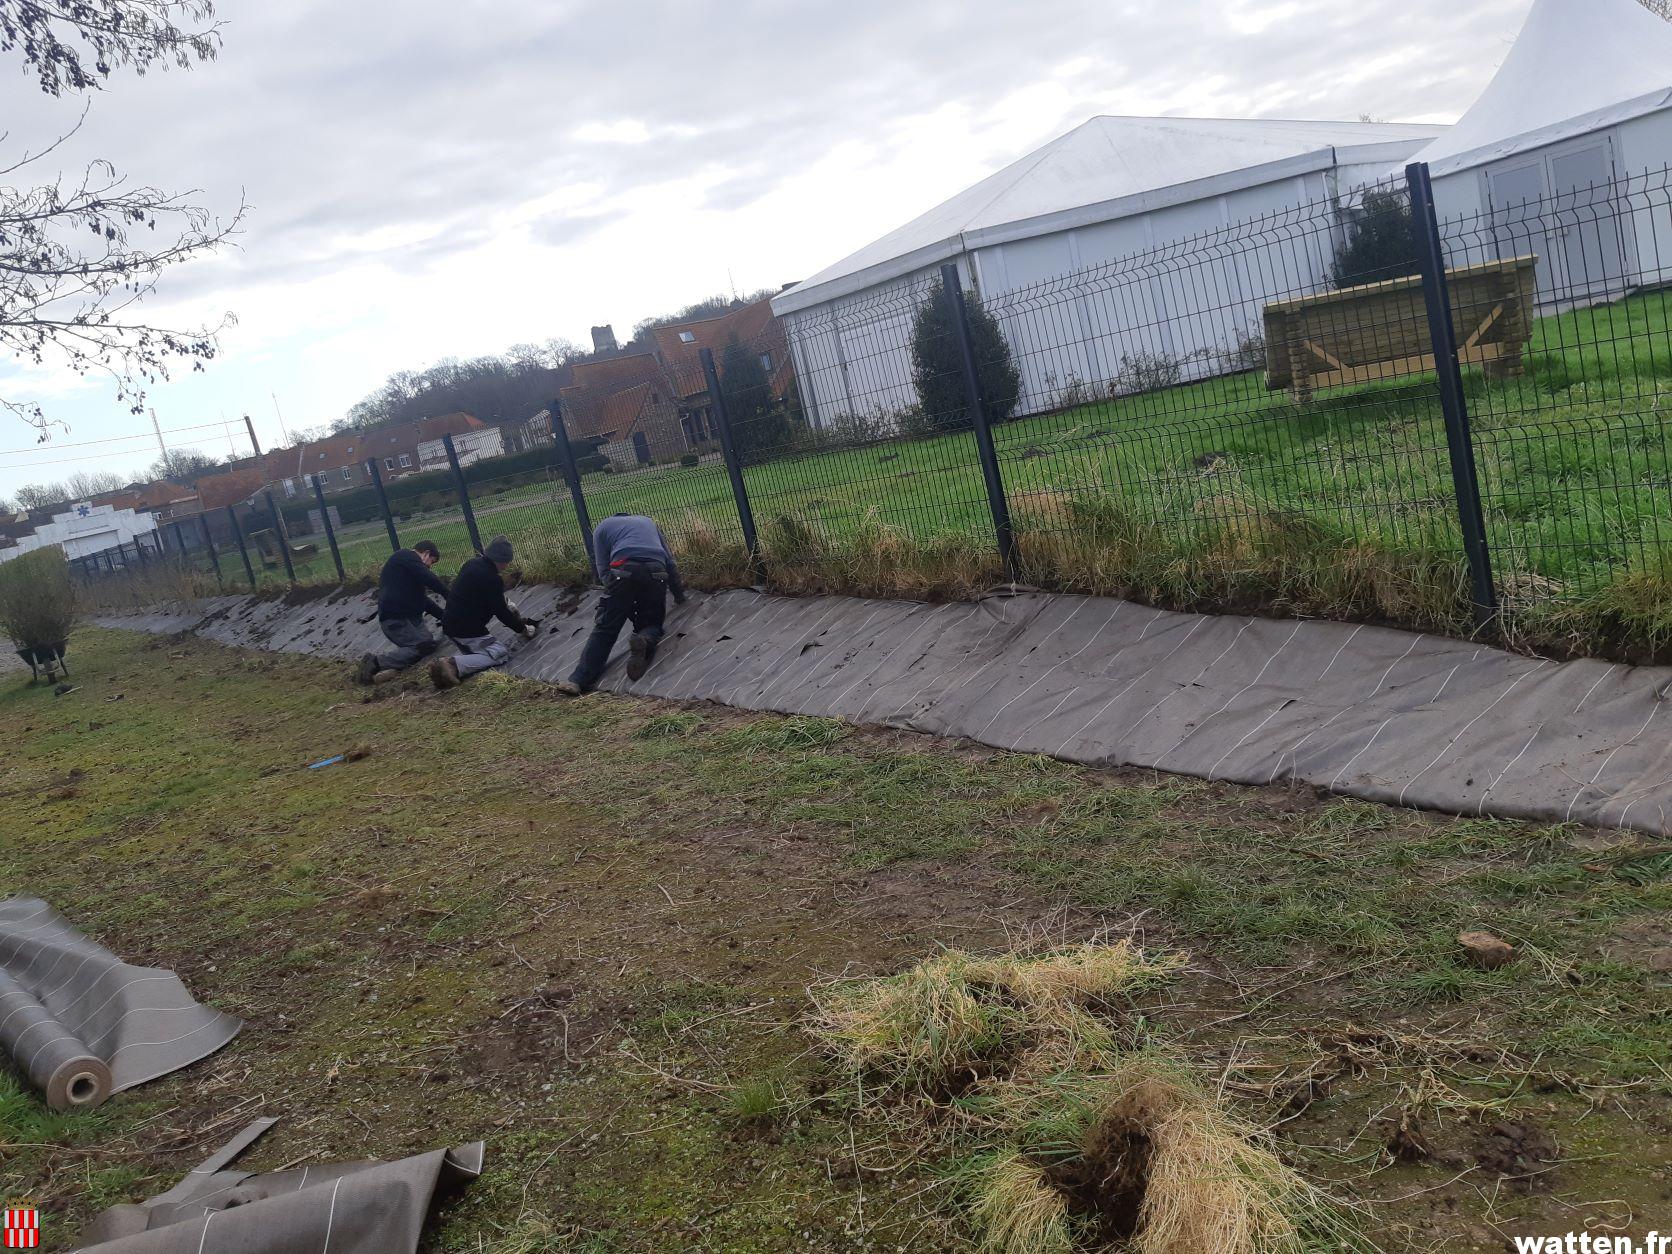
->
[[0, 546, 77, 654]]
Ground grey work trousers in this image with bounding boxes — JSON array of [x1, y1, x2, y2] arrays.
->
[[374, 616, 439, 671], [448, 633, 511, 678]]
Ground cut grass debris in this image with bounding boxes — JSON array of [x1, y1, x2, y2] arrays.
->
[[813, 944, 1345, 1253]]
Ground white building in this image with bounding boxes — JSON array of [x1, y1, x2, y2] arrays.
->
[[0, 501, 158, 563], [772, 115, 1446, 427], [417, 426, 504, 473], [1413, 0, 1672, 308]]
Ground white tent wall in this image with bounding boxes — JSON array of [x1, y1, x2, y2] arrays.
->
[[784, 168, 1357, 429]]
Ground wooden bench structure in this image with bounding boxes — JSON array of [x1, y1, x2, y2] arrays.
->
[[247, 527, 319, 569], [1263, 254, 1539, 404]]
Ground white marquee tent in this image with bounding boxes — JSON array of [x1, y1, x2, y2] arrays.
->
[[1413, 0, 1672, 306], [772, 116, 1445, 428]]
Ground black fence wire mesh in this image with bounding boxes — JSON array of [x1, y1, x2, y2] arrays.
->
[[62, 161, 1672, 660]]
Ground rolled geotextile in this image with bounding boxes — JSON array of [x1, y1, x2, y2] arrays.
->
[[0, 968, 112, 1110]]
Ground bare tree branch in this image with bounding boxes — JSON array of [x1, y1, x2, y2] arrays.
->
[[0, 0, 220, 96]]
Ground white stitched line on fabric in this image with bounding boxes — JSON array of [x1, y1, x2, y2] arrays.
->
[[1161, 620, 1303, 759], [845, 603, 976, 723], [1028, 605, 1160, 733], [663, 598, 782, 693], [105, 1015, 233, 1059], [826, 606, 941, 715], [749, 602, 848, 704], [1122, 619, 1254, 753], [1476, 723, 1544, 816], [974, 600, 1108, 739], [1329, 716, 1397, 791], [1315, 623, 1362, 683], [801, 602, 920, 704], [1429, 648, 1482, 705], [862, 598, 1041, 724], [1573, 663, 1620, 714], [849, 601, 1003, 722], [695, 600, 805, 699], [807, 603, 907, 697], [884, 604, 994, 721], [1563, 704, 1660, 822], [714, 599, 829, 705], [1396, 663, 1546, 807], [1205, 701, 1291, 781], [195, 1211, 214, 1254], [1051, 615, 1203, 757], [321, 1176, 344, 1254], [682, 599, 797, 697], [1266, 634, 1426, 785]]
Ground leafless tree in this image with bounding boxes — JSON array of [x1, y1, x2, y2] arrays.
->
[[1639, 0, 1671, 19], [0, 0, 221, 96], [1, 1, 240, 439], [65, 468, 126, 496], [150, 445, 218, 480], [13, 482, 66, 509]]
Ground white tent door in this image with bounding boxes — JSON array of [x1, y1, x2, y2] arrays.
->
[[1486, 137, 1630, 305]]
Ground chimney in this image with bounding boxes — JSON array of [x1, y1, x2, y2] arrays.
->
[[590, 324, 618, 353]]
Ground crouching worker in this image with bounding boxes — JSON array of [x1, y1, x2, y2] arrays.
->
[[429, 535, 539, 689], [556, 513, 686, 696], [356, 539, 448, 684]]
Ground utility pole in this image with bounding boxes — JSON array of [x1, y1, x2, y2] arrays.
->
[[271, 392, 292, 446], [149, 408, 168, 471], [243, 414, 263, 459]]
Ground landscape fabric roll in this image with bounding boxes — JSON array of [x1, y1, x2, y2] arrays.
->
[[0, 968, 111, 1109], [0, 898, 241, 1109], [74, 1119, 485, 1254]]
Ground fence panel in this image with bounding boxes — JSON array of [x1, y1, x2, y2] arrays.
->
[[1437, 165, 1672, 649]]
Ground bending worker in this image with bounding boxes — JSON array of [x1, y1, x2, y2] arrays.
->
[[556, 513, 686, 696], [429, 535, 539, 689], [356, 539, 447, 684]]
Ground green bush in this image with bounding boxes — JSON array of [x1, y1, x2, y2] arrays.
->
[[909, 273, 1021, 433], [0, 547, 77, 653], [1333, 189, 1418, 289]]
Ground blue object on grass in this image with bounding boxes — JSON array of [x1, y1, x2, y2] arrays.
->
[[308, 755, 346, 770]]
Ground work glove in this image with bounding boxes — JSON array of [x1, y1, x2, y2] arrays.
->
[[520, 617, 542, 639], [673, 594, 688, 606]]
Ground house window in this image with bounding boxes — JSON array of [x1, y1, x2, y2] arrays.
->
[[384, 457, 395, 471], [678, 331, 695, 344], [282, 478, 297, 499], [340, 466, 353, 482], [759, 352, 773, 372], [398, 453, 412, 468]]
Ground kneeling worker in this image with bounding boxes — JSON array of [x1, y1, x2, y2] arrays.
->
[[556, 513, 686, 696], [429, 535, 539, 689], [356, 539, 448, 684]]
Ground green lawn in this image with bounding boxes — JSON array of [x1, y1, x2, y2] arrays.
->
[[4, 629, 1669, 1250]]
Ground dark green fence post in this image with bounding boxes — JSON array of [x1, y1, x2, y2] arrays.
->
[[198, 513, 224, 591], [942, 262, 1018, 582], [1406, 161, 1498, 633], [310, 475, 346, 582], [365, 458, 401, 553], [263, 489, 297, 584], [227, 505, 257, 589], [549, 401, 597, 577], [698, 346, 760, 566], [442, 433, 484, 554]]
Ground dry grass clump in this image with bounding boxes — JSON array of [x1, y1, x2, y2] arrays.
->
[[812, 942, 1348, 1253], [761, 510, 1001, 601], [670, 510, 754, 587], [0, 546, 78, 651], [813, 941, 1178, 1098], [1013, 487, 1473, 639]]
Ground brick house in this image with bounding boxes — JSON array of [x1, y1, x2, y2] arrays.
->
[[268, 412, 484, 500], [589, 383, 689, 469]]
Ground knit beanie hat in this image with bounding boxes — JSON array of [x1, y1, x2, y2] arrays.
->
[[484, 535, 514, 563]]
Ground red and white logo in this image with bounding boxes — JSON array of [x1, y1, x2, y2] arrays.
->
[[2, 1208, 38, 1250]]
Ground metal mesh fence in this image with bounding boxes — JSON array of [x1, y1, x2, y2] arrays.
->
[[61, 160, 1672, 660]]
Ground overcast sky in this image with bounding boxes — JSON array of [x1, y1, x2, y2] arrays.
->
[[0, 0, 1534, 497]]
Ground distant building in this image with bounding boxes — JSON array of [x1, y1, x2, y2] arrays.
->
[[417, 426, 504, 473], [0, 501, 158, 563], [558, 296, 794, 465], [591, 324, 619, 353], [268, 412, 484, 499]]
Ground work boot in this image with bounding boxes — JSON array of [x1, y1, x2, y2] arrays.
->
[[429, 657, 461, 690], [554, 679, 581, 697], [354, 653, 379, 685], [626, 633, 652, 681]]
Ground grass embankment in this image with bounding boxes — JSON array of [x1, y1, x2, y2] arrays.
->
[[113, 289, 1672, 660], [3, 631, 1669, 1250]]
